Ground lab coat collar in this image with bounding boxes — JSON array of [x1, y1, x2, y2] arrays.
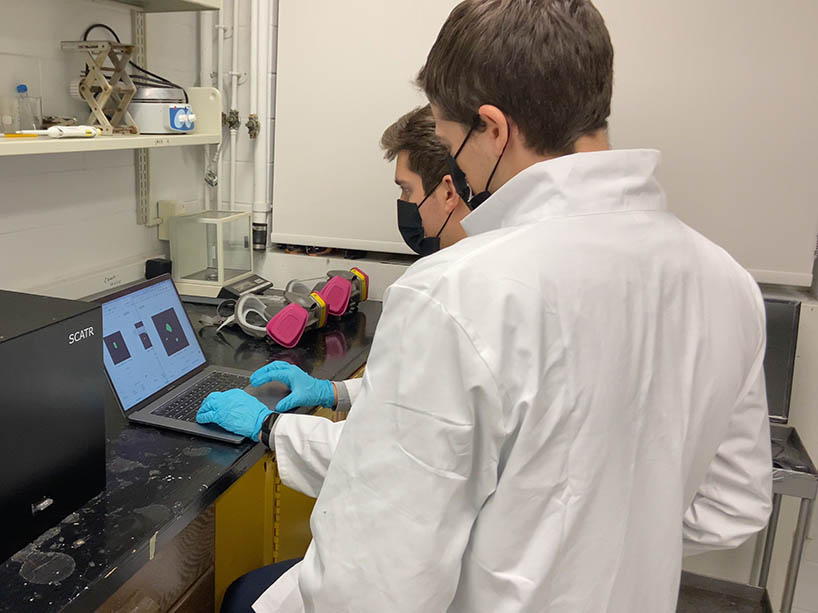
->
[[461, 149, 666, 236]]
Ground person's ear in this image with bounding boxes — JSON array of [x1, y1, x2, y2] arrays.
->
[[477, 104, 510, 156], [439, 174, 460, 213]]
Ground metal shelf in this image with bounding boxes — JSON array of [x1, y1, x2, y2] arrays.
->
[[111, 0, 221, 12], [0, 132, 218, 157], [0, 88, 221, 158]]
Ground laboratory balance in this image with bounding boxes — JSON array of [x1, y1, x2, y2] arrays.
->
[[169, 210, 271, 301]]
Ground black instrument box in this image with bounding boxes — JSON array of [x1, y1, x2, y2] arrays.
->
[[0, 290, 105, 562]]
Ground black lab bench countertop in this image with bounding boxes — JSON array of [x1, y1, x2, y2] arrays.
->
[[0, 299, 381, 612]]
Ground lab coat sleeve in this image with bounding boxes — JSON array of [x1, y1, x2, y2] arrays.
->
[[273, 415, 346, 498], [682, 348, 773, 556], [333, 378, 363, 412], [297, 285, 503, 612], [343, 377, 364, 403], [273, 379, 363, 498]]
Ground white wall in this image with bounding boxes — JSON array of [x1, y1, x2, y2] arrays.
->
[[0, 0, 203, 299], [270, 0, 461, 254], [270, 0, 818, 286], [597, 0, 818, 287]]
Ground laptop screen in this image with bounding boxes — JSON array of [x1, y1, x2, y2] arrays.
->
[[101, 278, 206, 411]]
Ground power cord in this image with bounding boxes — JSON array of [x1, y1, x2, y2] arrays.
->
[[81, 23, 189, 103]]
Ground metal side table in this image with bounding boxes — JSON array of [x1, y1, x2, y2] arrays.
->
[[752, 424, 817, 613]]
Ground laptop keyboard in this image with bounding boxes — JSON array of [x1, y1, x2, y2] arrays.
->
[[153, 372, 250, 422]]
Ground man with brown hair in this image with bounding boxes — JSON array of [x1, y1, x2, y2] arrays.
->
[[210, 106, 470, 612], [382, 104, 470, 255], [248, 2, 772, 612]]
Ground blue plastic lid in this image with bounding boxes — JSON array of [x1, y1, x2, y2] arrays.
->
[[16, 84, 27, 93]]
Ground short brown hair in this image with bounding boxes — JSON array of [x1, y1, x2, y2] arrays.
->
[[380, 105, 450, 195], [417, 0, 614, 155]]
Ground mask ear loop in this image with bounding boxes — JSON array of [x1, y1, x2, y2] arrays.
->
[[433, 176, 458, 239], [454, 113, 508, 196], [435, 209, 455, 239], [484, 136, 509, 194], [416, 178, 443, 210], [452, 119, 480, 160], [418, 177, 454, 239]]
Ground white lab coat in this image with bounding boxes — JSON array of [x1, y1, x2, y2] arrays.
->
[[254, 149, 772, 613], [273, 379, 361, 498]]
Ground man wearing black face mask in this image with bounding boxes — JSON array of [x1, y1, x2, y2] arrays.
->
[[380, 105, 470, 255], [215, 105, 472, 613], [242, 1, 772, 612]]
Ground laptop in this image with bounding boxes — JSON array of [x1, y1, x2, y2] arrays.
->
[[98, 274, 285, 443]]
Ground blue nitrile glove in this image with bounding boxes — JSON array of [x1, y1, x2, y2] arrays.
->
[[250, 361, 335, 413], [196, 389, 272, 440]]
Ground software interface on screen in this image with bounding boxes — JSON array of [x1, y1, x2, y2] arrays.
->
[[102, 279, 205, 410]]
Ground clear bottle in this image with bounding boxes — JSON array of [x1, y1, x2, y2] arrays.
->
[[16, 84, 41, 131], [0, 96, 18, 132]]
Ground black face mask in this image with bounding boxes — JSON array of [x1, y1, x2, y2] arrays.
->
[[396, 181, 454, 256], [448, 120, 508, 210]]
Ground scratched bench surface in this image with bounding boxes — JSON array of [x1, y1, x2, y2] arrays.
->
[[0, 300, 381, 612]]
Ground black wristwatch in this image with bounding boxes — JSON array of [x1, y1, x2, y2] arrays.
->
[[260, 413, 278, 448]]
